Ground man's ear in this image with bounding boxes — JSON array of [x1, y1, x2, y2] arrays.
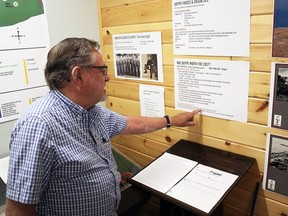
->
[[71, 66, 82, 84]]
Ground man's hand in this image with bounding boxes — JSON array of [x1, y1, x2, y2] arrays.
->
[[123, 109, 201, 135], [170, 109, 202, 127], [5, 198, 38, 216]]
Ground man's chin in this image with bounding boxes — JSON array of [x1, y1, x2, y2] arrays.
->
[[100, 92, 107, 102]]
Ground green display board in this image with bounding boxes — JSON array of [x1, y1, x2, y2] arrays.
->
[[0, 0, 44, 27]]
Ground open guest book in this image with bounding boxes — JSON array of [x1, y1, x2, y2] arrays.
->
[[129, 140, 255, 215], [130, 152, 238, 214]]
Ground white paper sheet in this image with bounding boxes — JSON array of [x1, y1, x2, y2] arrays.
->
[[0, 156, 9, 184], [166, 164, 238, 213], [139, 84, 165, 117], [132, 153, 198, 193], [172, 0, 250, 57], [0, 86, 49, 123], [174, 58, 249, 122]]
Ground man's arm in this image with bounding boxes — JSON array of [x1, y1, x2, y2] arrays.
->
[[5, 198, 38, 216], [122, 109, 201, 135]]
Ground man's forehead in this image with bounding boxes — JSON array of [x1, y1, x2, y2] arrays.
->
[[93, 50, 104, 65]]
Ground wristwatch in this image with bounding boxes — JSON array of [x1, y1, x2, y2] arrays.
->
[[164, 115, 171, 128]]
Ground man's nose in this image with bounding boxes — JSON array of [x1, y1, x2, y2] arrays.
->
[[105, 75, 110, 82]]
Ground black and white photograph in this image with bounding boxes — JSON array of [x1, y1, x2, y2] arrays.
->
[[263, 134, 288, 196], [115, 53, 141, 79], [269, 63, 288, 130], [276, 66, 288, 102], [141, 54, 158, 81]]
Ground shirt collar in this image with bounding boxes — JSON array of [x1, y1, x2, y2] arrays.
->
[[52, 89, 88, 117]]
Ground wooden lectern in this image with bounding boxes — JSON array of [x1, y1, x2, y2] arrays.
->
[[128, 139, 255, 216]]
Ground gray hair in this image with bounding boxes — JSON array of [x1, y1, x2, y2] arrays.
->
[[44, 38, 100, 89]]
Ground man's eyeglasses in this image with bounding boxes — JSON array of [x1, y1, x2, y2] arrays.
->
[[83, 65, 108, 75]]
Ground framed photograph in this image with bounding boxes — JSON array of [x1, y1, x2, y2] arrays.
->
[[272, 0, 288, 57], [268, 63, 288, 130], [263, 134, 288, 196]]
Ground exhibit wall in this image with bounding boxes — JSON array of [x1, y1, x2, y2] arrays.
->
[[0, 0, 101, 159], [98, 0, 288, 215]]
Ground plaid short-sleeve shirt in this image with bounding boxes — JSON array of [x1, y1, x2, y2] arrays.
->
[[6, 90, 127, 216]]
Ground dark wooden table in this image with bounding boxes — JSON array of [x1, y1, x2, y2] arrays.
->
[[117, 185, 150, 216], [129, 139, 255, 216]]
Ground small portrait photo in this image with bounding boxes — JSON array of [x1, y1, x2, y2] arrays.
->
[[141, 54, 158, 81], [273, 114, 282, 127], [267, 179, 276, 191]]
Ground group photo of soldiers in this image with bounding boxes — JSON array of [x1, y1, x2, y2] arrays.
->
[[115, 54, 141, 78], [115, 53, 158, 81]]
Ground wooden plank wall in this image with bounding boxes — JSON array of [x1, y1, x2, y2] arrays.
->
[[98, 0, 288, 215]]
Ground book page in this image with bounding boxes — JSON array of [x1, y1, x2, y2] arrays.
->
[[166, 164, 238, 213], [132, 152, 198, 193]]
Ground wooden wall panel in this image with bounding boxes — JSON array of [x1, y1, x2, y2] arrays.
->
[[101, 0, 171, 27], [100, 0, 155, 9], [248, 98, 268, 125], [112, 142, 153, 167], [112, 134, 170, 158], [98, 0, 288, 215], [251, 14, 273, 43], [249, 72, 270, 99], [250, 0, 273, 15]]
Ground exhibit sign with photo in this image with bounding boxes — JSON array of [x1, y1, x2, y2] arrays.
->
[[268, 63, 288, 130], [263, 134, 288, 196], [0, 0, 50, 123], [112, 32, 163, 82], [174, 58, 249, 122], [272, 0, 288, 57], [172, 0, 250, 57]]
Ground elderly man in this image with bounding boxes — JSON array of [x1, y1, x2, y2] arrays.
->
[[5, 38, 201, 216]]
